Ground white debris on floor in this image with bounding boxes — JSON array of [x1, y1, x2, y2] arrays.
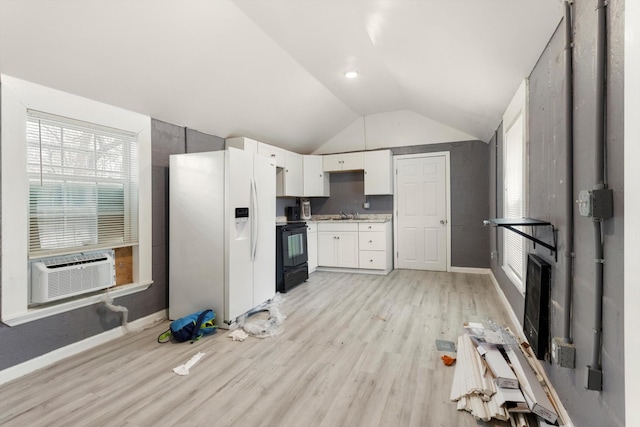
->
[[449, 323, 561, 427], [173, 352, 205, 376], [237, 293, 286, 338], [228, 329, 249, 342], [450, 334, 508, 422]]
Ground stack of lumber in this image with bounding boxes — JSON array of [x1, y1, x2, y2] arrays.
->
[[449, 329, 560, 426], [449, 334, 509, 421]]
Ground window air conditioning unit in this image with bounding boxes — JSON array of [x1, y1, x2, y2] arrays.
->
[[30, 251, 115, 304]]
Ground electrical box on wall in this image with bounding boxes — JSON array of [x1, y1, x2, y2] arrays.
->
[[577, 190, 592, 217], [552, 337, 576, 368], [577, 188, 613, 219], [591, 188, 613, 219]]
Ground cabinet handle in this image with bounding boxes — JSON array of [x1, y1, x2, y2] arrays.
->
[[271, 154, 276, 157], [286, 169, 289, 172], [369, 240, 373, 243], [369, 259, 373, 263], [368, 226, 372, 229]]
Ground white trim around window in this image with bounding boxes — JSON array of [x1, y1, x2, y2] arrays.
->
[[502, 79, 529, 295], [1, 74, 152, 324]]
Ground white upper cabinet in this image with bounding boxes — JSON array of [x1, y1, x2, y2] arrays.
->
[[277, 151, 303, 197], [303, 155, 330, 197], [225, 136, 258, 154], [258, 142, 286, 168], [364, 150, 393, 195], [322, 152, 364, 172]]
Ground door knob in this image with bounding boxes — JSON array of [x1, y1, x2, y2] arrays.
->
[[440, 219, 447, 224]]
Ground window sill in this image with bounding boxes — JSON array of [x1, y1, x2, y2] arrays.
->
[[1, 281, 153, 327]]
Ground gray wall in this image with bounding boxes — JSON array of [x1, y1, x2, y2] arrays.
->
[[310, 141, 490, 268], [310, 172, 393, 215], [490, 1, 625, 425], [0, 118, 224, 371]]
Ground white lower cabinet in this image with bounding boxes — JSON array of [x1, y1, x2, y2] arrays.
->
[[359, 250, 387, 269], [317, 220, 393, 273], [357, 222, 393, 272], [317, 223, 359, 268], [307, 222, 318, 273]]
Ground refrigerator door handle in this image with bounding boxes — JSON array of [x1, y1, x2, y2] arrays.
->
[[251, 177, 259, 261]]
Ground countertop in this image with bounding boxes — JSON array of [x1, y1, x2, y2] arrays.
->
[[276, 214, 392, 224], [308, 214, 392, 223]]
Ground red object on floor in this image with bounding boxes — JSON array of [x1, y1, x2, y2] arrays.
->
[[441, 355, 456, 366]]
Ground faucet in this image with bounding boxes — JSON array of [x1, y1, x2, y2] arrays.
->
[[339, 210, 349, 219], [352, 211, 359, 220]]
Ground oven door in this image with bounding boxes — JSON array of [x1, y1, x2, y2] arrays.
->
[[282, 227, 308, 268]]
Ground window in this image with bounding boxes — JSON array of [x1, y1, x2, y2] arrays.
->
[[1, 74, 152, 325], [502, 80, 528, 293], [27, 111, 139, 257]]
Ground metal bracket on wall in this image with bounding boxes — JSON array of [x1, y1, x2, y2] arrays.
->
[[483, 218, 558, 261]]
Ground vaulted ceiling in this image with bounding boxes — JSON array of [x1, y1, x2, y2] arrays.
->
[[0, 0, 562, 154]]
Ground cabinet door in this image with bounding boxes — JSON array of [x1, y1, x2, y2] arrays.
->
[[283, 152, 303, 197], [364, 150, 393, 195], [336, 232, 359, 268], [257, 143, 285, 168], [317, 232, 337, 267], [341, 152, 364, 171], [303, 155, 330, 197], [322, 154, 344, 172], [307, 224, 318, 273]]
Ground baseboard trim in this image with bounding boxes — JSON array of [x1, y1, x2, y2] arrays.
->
[[487, 270, 573, 427], [0, 309, 167, 386], [315, 266, 391, 275], [487, 269, 525, 338], [450, 266, 491, 274]]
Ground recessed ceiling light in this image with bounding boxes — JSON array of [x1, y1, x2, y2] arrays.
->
[[344, 70, 359, 79]]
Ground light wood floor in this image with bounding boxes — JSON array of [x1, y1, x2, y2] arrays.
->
[[0, 270, 515, 427]]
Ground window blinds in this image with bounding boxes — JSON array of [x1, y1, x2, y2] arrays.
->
[[503, 113, 525, 286], [27, 110, 139, 257]]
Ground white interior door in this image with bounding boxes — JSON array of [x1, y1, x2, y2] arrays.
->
[[395, 153, 449, 271]]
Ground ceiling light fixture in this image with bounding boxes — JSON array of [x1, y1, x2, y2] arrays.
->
[[344, 70, 359, 79]]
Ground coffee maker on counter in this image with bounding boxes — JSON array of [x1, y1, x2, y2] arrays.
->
[[285, 198, 312, 222], [301, 199, 311, 220], [285, 205, 300, 221]]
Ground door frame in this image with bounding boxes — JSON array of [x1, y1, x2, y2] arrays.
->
[[393, 151, 451, 272]]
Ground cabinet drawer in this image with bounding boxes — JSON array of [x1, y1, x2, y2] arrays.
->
[[318, 222, 358, 232], [358, 231, 386, 251], [359, 251, 387, 270], [358, 222, 387, 232]]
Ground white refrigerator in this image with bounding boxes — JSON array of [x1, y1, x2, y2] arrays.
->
[[169, 148, 276, 327]]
